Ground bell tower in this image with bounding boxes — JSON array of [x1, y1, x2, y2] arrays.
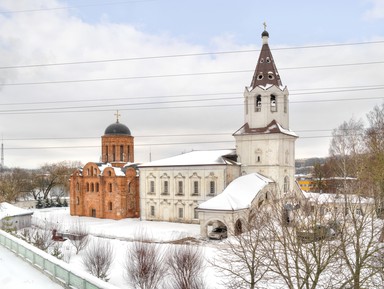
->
[[234, 26, 298, 196]]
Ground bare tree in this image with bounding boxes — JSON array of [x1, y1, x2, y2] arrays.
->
[[262, 198, 341, 289], [329, 118, 365, 194], [0, 168, 34, 202], [67, 220, 89, 254], [166, 244, 206, 289], [82, 238, 114, 281], [336, 192, 383, 289], [210, 209, 270, 289], [31, 161, 81, 200], [124, 233, 166, 289]]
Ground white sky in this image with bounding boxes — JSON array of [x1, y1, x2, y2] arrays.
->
[[0, 0, 384, 169]]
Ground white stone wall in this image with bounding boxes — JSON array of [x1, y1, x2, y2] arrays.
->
[[139, 165, 240, 223]]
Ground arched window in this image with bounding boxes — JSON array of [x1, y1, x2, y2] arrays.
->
[[120, 145, 124, 161], [284, 176, 290, 193], [86, 182, 89, 192], [96, 183, 99, 192], [76, 197, 80, 205], [108, 202, 113, 211], [76, 182, 80, 192], [255, 95, 261, 112], [94, 168, 97, 176], [112, 145, 116, 162], [91, 183, 94, 192], [109, 183, 113, 193], [270, 95, 277, 112], [105, 145, 109, 162]]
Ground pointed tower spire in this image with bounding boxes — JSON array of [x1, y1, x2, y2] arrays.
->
[[250, 25, 282, 89]]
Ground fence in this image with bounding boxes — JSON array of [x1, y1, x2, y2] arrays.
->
[[0, 230, 119, 289]]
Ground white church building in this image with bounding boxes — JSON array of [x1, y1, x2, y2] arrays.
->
[[138, 28, 302, 236]]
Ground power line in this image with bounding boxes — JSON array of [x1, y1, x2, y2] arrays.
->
[[1, 42, 383, 70], [0, 0, 158, 14], [1, 60, 383, 87], [1, 129, 337, 142], [1, 84, 384, 107], [0, 95, 382, 115], [2, 135, 334, 151], [2, 61, 384, 87]]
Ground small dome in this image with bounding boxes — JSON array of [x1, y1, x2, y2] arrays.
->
[[104, 121, 131, 135], [261, 30, 269, 38]]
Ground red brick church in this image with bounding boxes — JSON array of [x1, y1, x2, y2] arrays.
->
[[69, 114, 139, 220]]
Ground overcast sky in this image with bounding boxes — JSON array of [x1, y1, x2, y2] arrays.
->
[[0, 0, 384, 169]]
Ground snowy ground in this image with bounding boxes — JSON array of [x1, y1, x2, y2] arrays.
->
[[0, 244, 63, 289], [2, 207, 222, 289]]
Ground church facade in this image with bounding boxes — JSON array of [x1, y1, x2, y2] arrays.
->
[[139, 28, 300, 227], [197, 28, 301, 235], [69, 119, 140, 220]]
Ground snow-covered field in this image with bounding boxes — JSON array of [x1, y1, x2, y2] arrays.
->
[[3, 207, 221, 289]]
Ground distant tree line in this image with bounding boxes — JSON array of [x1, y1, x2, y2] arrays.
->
[[0, 161, 81, 203]]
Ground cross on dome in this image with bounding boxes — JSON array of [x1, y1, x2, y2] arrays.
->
[[114, 110, 121, 123]]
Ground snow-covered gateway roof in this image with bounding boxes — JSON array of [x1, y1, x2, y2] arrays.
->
[[197, 173, 274, 211], [0, 202, 33, 220], [139, 149, 238, 168]]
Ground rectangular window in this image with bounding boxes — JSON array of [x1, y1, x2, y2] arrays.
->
[[210, 181, 215, 195], [150, 181, 155, 193], [178, 208, 183, 219], [193, 181, 199, 195], [178, 181, 183, 194], [112, 145, 116, 161], [150, 205, 155, 217], [163, 181, 169, 194]]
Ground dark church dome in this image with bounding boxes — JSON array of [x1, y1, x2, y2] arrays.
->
[[261, 30, 269, 38], [104, 121, 131, 135]]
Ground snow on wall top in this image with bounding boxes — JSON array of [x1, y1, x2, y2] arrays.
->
[[198, 173, 273, 211], [139, 149, 238, 168], [303, 192, 374, 204], [0, 202, 33, 220]]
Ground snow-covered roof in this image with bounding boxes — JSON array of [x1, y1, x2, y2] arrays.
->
[[139, 149, 238, 168], [0, 202, 33, 220], [233, 120, 297, 137], [303, 192, 374, 205], [197, 173, 274, 211], [98, 163, 126, 176]]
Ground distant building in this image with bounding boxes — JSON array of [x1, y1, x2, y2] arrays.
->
[[296, 175, 357, 194], [0, 202, 33, 230], [69, 117, 139, 220]]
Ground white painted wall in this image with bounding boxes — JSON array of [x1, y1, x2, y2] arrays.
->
[[139, 165, 240, 223]]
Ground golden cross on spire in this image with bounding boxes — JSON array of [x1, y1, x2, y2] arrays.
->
[[114, 110, 121, 123], [263, 21, 267, 31]]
